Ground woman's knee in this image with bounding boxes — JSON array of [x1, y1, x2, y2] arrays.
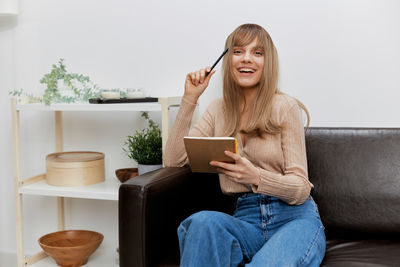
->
[[179, 210, 227, 232], [177, 210, 232, 251]]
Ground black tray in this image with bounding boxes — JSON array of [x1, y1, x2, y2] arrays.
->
[[89, 97, 158, 104]]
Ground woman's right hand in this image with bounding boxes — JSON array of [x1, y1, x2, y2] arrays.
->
[[184, 67, 216, 103]]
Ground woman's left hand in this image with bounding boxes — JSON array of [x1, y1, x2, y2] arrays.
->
[[210, 151, 260, 186]]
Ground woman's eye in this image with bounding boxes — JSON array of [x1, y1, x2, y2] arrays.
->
[[255, 51, 263, 56]]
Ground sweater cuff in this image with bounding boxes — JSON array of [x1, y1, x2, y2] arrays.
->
[[251, 168, 311, 205], [251, 168, 280, 194]]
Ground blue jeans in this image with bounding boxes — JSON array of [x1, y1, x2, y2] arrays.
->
[[178, 193, 326, 267]]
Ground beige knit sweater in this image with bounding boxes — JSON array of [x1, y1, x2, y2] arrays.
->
[[163, 93, 313, 205]]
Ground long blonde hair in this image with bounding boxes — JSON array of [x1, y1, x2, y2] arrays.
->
[[221, 24, 310, 137]]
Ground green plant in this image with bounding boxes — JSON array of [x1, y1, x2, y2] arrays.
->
[[124, 112, 162, 165]]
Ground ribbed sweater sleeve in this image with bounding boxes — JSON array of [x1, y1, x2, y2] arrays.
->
[[163, 97, 215, 167], [251, 103, 312, 205]]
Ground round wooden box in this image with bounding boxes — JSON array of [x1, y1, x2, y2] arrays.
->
[[46, 151, 105, 186]]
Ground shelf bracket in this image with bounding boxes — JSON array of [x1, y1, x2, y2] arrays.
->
[[25, 251, 47, 266], [18, 173, 46, 187]]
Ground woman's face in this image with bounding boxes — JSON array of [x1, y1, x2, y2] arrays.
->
[[231, 38, 265, 91]]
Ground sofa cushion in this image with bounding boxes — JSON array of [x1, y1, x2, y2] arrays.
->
[[322, 239, 400, 266]]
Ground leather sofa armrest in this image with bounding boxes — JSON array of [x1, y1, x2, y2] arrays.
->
[[119, 166, 235, 267], [119, 166, 193, 267]]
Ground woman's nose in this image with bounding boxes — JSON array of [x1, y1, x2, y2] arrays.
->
[[242, 51, 252, 62]]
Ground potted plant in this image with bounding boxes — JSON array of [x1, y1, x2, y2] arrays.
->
[[124, 112, 163, 175]]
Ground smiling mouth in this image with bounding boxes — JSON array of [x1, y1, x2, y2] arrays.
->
[[238, 68, 256, 74]]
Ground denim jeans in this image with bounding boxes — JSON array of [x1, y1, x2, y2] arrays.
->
[[178, 193, 326, 267]]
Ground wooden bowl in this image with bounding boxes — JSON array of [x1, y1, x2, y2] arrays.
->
[[38, 230, 104, 267], [115, 168, 138, 183]]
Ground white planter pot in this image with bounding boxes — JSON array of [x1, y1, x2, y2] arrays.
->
[[138, 164, 162, 175]]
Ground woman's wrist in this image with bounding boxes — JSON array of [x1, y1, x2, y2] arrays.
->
[[183, 93, 199, 105]]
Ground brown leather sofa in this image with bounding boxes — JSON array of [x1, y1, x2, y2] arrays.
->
[[119, 128, 400, 266]]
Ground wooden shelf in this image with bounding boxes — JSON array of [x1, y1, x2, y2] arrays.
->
[[19, 179, 120, 201]]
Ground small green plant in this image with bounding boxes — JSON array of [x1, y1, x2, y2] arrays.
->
[[124, 112, 162, 165]]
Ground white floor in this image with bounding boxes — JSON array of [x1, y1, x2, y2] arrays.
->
[[0, 245, 118, 267], [0, 252, 17, 267]]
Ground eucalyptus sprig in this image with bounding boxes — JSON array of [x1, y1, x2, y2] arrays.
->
[[40, 58, 100, 105], [8, 89, 42, 104], [9, 88, 24, 97], [9, 58, 100, 105]]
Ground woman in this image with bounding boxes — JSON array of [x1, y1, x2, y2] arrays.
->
[[164, 24, 326, 267]]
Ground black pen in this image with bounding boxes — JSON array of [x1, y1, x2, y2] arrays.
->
[[205, 47, 229, 77]]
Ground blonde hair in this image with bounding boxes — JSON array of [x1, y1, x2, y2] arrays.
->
[[221, 23, 310, 137]]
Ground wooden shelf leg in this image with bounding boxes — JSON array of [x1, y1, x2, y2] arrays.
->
[[55, 111, 63, 152], [11, 99, 25, 267], [16, 194, 25, 267], [58, 197, 65, 230], [55, 111, 66, 230]]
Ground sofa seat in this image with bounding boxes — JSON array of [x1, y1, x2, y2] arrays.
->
[[322, 239, 400, 266]]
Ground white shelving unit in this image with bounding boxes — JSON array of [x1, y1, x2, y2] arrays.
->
[[11, 97, 182, 267]]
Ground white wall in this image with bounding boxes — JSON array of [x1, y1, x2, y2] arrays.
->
[[0, 12, 18, 255], [1, 0, 400, 256]]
